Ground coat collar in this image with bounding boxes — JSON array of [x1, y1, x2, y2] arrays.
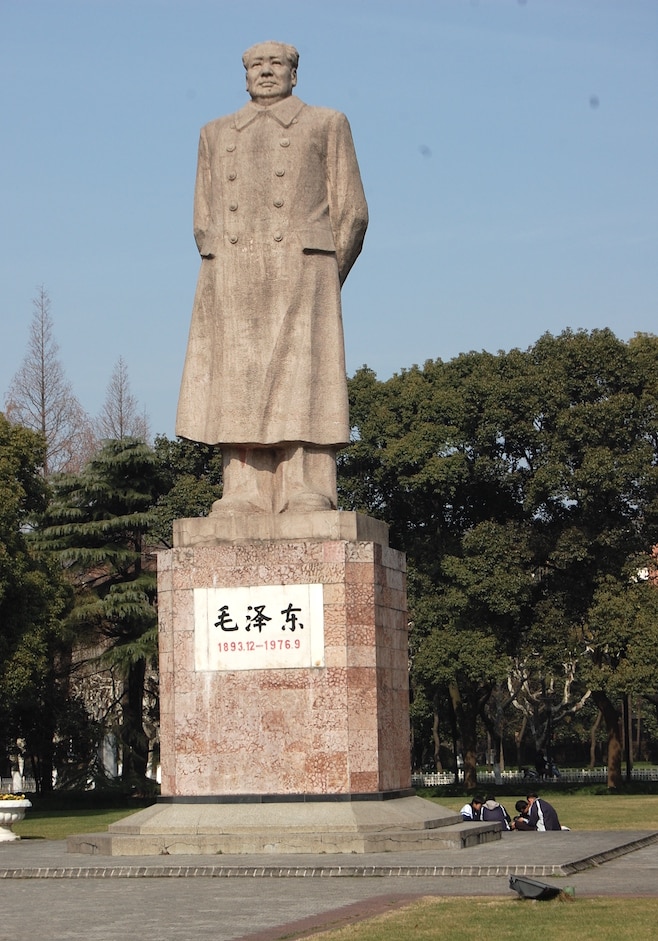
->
[[233, 95, 306, 130]]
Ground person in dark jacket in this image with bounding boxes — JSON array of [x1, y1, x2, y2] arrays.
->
[[526, 792, 562, 831], [481, 795, 512, 830], [512, 799, 535, 830]]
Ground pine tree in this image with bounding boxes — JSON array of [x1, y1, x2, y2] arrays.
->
[[35, 438, 162, 784]]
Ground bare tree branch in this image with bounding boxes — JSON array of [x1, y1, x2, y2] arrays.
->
[[5, 286, 95, 475], [97, 356, 150, 442]]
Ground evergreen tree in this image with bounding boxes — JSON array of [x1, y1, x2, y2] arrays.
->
[[0, 413, 75, 792], [151, 434, 223, 546], [35, 438, 162, 784]]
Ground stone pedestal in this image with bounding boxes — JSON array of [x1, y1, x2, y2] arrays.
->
[[68, 511, 500, 854], [159, 512, 410, 798]]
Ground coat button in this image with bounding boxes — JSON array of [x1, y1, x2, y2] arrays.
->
[[273, 199, 284, 208], [279, 138, 290, 147], [273, 233, 283, 242], [226, 143, 236, 152], [228, 171, 237, 181], [229, 234, 238, 244], [275, 168, 285, 177], [229, 202, 238, 211]]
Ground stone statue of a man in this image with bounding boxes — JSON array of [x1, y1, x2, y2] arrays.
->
[[176, 41, 368, 514]]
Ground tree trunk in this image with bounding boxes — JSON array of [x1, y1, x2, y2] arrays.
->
[[479, 708, 503, 783], [515, 714, 527, 769], [431, 701, 443, 771], [591, 691, 622, 789], [635, 699, 642, 761], [623, 693, 633, 783], [121, 659, 148, 784], [450, 681, 478, 790], [589, 709, 602, 768], [447, 689, 460, 783]]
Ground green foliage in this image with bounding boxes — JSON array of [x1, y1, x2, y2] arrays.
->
[[35, 438, 163, 783], [0, 413, 76, 791], [150, 434, 223, 545], [341, 331, 658, 785]]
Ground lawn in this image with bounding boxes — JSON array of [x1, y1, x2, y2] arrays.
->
[[14, 806, 144, 840], [299, 897, 658, 941]]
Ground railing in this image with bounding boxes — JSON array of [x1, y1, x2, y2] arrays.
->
[[0, 777, 37, 794], [412, 767, 658, 787]]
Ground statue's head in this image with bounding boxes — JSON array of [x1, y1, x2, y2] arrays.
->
[[243, 41, 299, 105]]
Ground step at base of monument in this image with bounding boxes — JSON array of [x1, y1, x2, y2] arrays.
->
[[66, 796, 501, 856]]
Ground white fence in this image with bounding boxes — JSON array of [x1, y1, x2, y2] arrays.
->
[[1, 777, 37, 794], [412, 768, 658, 787]]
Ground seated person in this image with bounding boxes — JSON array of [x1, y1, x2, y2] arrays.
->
[[459, 795, 484, 821], [481, 794, 512, 830], [512, 799, 535, 830], [526, 792, 563, 831]]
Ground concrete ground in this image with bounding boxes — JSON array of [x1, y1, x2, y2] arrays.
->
[[1, 831, 658, 941]]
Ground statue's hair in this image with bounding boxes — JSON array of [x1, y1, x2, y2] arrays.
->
[[242, 41, 299, 70]]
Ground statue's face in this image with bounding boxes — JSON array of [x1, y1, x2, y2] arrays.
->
[[245, 43, 297, 104]]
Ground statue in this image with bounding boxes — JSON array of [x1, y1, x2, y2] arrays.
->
[[175, 41, 368, 514]]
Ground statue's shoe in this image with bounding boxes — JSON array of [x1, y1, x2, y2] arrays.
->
[[210, 496, 268, 515], [281, 491, 334, 513]]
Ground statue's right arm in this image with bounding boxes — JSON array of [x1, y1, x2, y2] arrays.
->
[[193, 129, 215, 257]]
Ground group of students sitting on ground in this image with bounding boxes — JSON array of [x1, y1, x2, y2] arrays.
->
[[460, 792, 567, 831]]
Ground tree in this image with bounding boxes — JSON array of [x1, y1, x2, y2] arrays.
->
[[0, 412, 76, 792], [35, 438, 162, 785], [97, 357, 150, 442], [341, 331, 658, 788], [5, 286, 95, 475], [341, 356, 537, 786], [522, 330, 658, 786], [150, 435, 223, 546]]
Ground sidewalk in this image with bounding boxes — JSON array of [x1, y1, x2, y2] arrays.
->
[[1, 832, 658, 941], [1, 829, 657, 878]]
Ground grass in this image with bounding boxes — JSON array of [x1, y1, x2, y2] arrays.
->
[[299, 897, 658, 941], [13, 805, 145, 840], [430, 792, 658, 830]]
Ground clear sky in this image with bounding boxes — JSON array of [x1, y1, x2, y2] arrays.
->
[[2, 0, 656, 439]]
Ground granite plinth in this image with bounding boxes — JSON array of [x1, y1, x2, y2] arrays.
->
[[157, 529, 410, 798], [68, 796, 501, 855]]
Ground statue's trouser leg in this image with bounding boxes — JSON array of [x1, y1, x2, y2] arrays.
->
[[214, 446, 276, 513], [275, 444, 337, 513]]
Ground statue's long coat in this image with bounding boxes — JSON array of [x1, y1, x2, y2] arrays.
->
[[175, 95, 368, 446]]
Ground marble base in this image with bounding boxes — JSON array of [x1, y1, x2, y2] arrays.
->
[[157, 520, 410, 798], [67, 796, 501, 855]]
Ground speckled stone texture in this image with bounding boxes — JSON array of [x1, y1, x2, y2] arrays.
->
[[158, 532, 410, 798]]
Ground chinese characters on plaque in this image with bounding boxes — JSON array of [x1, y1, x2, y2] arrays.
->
[[194, 584, 325, 671]]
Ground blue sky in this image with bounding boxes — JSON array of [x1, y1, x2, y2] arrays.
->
[[2, 0, 657, 438]]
